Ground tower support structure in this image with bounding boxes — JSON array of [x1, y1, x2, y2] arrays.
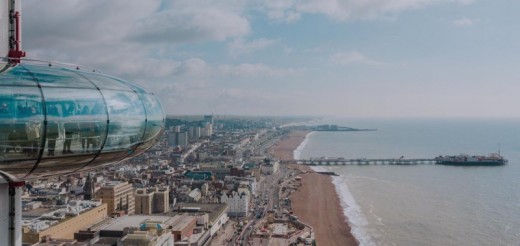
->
[[0, 171, 24, 246]]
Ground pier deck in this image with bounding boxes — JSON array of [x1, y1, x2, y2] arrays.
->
[[296, 158, 436, 165]]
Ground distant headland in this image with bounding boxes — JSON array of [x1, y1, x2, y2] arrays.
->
[[312, 124, 377, 132]]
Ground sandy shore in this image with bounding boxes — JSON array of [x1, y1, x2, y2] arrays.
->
[[270, 130, 309, 161], [271, 130, 358, 246]]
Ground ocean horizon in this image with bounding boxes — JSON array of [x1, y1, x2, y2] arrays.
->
[[293, 118, 520, 246]]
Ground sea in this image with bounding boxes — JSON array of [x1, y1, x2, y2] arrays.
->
[[293, 118, 520, 246]]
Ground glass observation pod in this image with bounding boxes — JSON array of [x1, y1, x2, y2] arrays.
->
[[0, 62, 165, 179]]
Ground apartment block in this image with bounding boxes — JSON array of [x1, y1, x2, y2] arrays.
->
[[96, 181, 135, 216]]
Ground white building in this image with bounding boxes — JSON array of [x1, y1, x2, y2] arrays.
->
[[221, 191, 249, 217]]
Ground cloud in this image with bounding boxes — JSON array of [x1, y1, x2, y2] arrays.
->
[[260, 0, 474, 21], [330, 51, 383, 65], [127, 5, 250, 44], [453, 17, 478, 27], [22, 0, 251, 49], [20, 0, 248, 89], [211, 88, 292, 115], [22, 0, 160, 48], [172, 58, 211, 77], [228, 38, 278, 57], [260, 0, 301, 23], [219, 63, 300, 77], [20, 0, 486, 117]]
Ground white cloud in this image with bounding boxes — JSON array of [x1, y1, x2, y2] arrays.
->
[[261, 0, 302, 23], [127, 7, 250, 44], [172, 58, 211, 77], [453, 17, 478, 27], [20, 0, 491, 117], [267, 8, 302, 23], [23, 0, 160, 48], [330, 51, 383, 65], [219, 63, 300, 77], [260, 0, 474, 21], [228, 38, 278, 57], [22, 0, 251, 50], [20, 0, 249, 91]]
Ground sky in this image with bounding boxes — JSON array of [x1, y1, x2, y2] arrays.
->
[[21, 0, 520, 118]]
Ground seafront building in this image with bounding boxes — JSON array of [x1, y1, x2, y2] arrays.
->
[[221, 191, 250, 217]]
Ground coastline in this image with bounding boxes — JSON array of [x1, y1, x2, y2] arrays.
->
[[271, 130, 358, 246]]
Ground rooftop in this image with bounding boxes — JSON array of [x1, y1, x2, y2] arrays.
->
[[100, 215, 173, 232], [99, 214, 197, 232], [172, 203, 228, 223]]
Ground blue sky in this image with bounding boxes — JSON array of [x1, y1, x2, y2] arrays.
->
[[22, 0, 520, 118]]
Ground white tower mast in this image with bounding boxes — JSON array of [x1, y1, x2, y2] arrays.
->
[[1, 0, 25, 71], [1, 2, 26, 245]]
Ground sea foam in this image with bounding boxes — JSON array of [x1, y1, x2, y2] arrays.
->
[[293, 131, 314, 160], [331, 174, 376, 246]]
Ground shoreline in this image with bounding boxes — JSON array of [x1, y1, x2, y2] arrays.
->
[[270, 130, 358, 246]]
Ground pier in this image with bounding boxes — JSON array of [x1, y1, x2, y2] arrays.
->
[[296, 158, 437, 166]]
